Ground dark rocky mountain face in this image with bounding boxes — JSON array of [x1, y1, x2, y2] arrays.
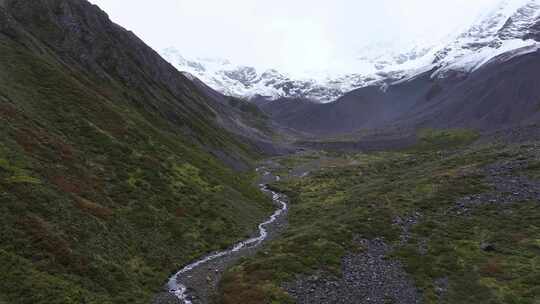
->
[[6, 0, 192, 103], [399, 48, 540, 130], [6, 0, 283, 160], [498, 1, 540, 40], [260, 72, 437, 135], [262, 46, 540, 136], [525, 20, 540, 40], [245, 1, 540, 137]]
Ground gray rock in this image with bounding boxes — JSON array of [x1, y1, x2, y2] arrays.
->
[[480, 242, 496, 252], [284, 239, 421, 304], [452, 157, 540, 215]]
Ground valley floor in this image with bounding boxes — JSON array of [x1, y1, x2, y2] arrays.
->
[[155, 170, 289, 304], [214, 129, 540, 304]]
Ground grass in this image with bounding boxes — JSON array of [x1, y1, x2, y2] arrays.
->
[[524, 160, 540, 179], [0, 29, 272, 303], [394, 201, 540, 303], [414, 128, 480, 151], [218, 136, 540, 304], [227, 97, 272, 135], [228, 97, 268, 120]]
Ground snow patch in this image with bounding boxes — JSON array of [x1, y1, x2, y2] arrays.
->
[[432, 39, 540, 78]]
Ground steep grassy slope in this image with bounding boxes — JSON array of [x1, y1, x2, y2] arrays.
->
[[0, 1, 274, 303], [219, 131, 540, 304]]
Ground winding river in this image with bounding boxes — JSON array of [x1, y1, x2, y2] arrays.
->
[[167, 175, 288, 304]]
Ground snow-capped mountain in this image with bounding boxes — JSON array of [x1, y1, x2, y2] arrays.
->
[[162, 0, 540, 103], [354, 41, 435, 72], [161, 47, 425, 103], [161, 48, 371, 103], [363, 0, 540, 83], [426, 0, 540, 78]]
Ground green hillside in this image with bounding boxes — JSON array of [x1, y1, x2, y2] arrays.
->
[[0, 1, 273, 303], [219, 133, 540, 304]]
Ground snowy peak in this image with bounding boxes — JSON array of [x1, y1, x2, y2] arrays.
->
[[162, 0, 540, 103], [454, 0, 539, 47], [498, 0, 540, 40], [161, 48, 375, 103], [352, 0, 540, 81], [425, 0, 540, 78], [223, 66, 258, 86], [355, 42, 435, 72]]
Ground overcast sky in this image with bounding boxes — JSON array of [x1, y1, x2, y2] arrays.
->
[[88, 0, 495, 75]]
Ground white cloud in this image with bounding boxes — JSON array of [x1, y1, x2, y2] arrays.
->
[[89, 0, 495, 75]]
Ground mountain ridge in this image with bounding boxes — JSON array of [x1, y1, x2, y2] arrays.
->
[[162, 0, 540, 104]]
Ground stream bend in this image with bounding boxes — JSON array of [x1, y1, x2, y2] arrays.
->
[[167, 179, 287, 304]]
